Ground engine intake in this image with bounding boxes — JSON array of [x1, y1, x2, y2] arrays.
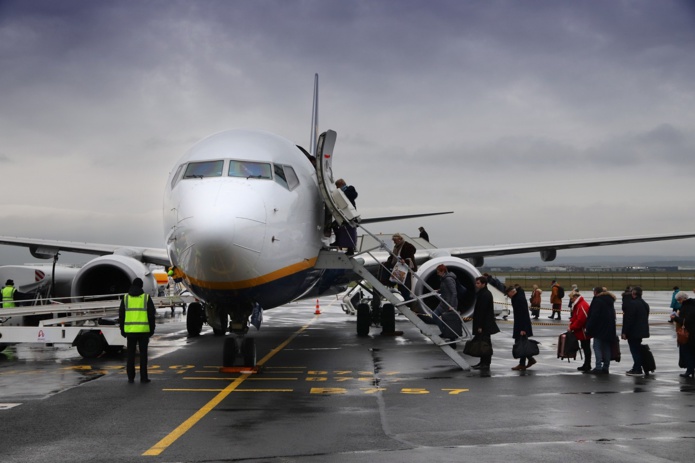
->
[[412, 256, 481, 317], [71, 255, 157, 300]]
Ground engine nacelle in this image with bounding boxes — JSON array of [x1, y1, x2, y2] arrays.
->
[[71, 255, 157, 299], [412, 256, 481, 317], [540, 249, 557, 262]]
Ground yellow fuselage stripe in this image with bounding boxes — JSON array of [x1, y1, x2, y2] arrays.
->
[[184, 257, 318, 291]]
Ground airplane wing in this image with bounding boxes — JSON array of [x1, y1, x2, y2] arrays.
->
[[439, 232, 695, 263], [0, 236, 170, 266]]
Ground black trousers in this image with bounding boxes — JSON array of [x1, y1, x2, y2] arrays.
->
[[126, 334, 150, 381], [580, 339, 592, 367]]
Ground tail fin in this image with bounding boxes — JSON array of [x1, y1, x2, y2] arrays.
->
[[310, 73, 319, 157]]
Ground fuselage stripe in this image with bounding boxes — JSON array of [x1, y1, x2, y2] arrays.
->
[[182, 257, 318, 290]]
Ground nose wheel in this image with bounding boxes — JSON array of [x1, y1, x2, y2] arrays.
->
[[222, 336, 257, 367]]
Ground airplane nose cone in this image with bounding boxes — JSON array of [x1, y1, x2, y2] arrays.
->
[[172, 181, 267, 279]]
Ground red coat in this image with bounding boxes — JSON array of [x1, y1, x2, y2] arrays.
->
[[568, 296, 590, 340]]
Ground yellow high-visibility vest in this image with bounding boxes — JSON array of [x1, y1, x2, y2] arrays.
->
[[123, 294, 150, 334], [2, 286, 17, 308]]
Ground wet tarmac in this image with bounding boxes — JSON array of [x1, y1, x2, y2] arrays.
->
[[0, 292, 693, 462]]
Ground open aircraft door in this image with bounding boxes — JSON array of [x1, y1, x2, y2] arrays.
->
[[315, 130, 360, 226]]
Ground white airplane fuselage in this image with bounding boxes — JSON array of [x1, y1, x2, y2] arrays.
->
[[163, 129, 326, 312]]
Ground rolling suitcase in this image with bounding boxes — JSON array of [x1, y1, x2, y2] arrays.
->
[[557, 331, 579, 361], [640, 344, 656, 373]]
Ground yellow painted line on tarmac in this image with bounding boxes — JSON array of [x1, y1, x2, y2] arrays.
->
[[143, 314, 320, 457]]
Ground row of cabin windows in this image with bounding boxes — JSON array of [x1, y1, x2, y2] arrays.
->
[[171, 160, 300, 191]]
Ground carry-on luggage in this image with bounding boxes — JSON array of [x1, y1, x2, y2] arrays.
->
[[440, 310, 463, 340], [611, 336, 621, 362], [557, 331, 579, 361], [640, 344, 656, 373]]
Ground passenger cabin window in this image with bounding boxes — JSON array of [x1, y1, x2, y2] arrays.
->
[[184, 160, 224, 178], [228, 161, 272, 179]]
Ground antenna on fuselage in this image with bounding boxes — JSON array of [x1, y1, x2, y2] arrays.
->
[[310, 73, 319, 157]]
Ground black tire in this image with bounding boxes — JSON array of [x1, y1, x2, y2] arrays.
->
[[223, 337, 237, 367], [241, 338, 257, 367], [381, 303, 396, 333], [186, 302, 204, 337], [76, 331, 105, 358], [356, 303, 370, 336]]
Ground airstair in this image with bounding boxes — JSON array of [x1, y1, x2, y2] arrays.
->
[[314, 130, 472, 370]]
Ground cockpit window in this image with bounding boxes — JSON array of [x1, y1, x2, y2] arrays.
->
[[171, 164, 184, 189], [273, 164, 289, 189], [184, 160, 224, 178], [283, 165, 299, 190], [273, 164, 300, 191], [228, 161, 272, 179]]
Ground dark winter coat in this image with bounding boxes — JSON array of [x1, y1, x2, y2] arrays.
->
[[585, 291, 617, 342], [674, 298, 695, 346], [621, 296, 650, 340], [510, 288, 533, 339], [472, 286, 500, 336]]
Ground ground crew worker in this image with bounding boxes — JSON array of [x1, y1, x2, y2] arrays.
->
[[1, 279, 27, 308], [2, 280, 17, 308], [119, 278, 156, 384]]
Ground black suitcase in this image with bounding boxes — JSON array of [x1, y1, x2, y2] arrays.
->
[[641, 344, 656, 373], [440, 311, 463, 340]]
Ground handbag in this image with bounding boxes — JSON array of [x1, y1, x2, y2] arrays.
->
[[677, 325, 689, 345], [463, 335, 492, 357], [389, 261, 409, 284], [611, 335, 621, 362], [512, 336, 540, 359]]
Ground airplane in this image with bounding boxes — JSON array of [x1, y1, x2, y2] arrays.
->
[[2, 73, 695, 367]]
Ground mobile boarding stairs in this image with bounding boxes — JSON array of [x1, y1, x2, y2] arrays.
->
[[314, 130, 473, 371]]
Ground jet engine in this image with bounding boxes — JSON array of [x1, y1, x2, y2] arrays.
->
[[412, 256, 481, 317], [70, 255, 157, 299]]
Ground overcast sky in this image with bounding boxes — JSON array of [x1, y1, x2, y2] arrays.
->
[[1, 0, 694, 266]]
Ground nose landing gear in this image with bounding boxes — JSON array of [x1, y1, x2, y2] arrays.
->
[[222, 336, 257, 367]]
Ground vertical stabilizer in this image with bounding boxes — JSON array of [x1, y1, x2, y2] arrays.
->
[[310, 73, 319, 157]]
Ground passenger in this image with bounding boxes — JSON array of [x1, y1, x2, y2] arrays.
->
[[671, 291, 695, 378], [569, 292, 592, 372], [529, 284, 542, 320], [482, 273, 505, 293], [432, 264, 457, 335], [506, 286, 536, 371], [567, 284, 579, 308], [385, 233, 417, 307], [585, 286, 617, 375], [470, 276, 500, 371], [119, 278, 156, 384], [418, 226, 430, 242], [669, 286, 681, 323], [548, 280, 563, 320], [621, 286, 650, 376], [331, 179, 358, 256]]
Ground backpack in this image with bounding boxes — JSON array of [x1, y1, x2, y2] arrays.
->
[[557, 286, 565, 299]]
